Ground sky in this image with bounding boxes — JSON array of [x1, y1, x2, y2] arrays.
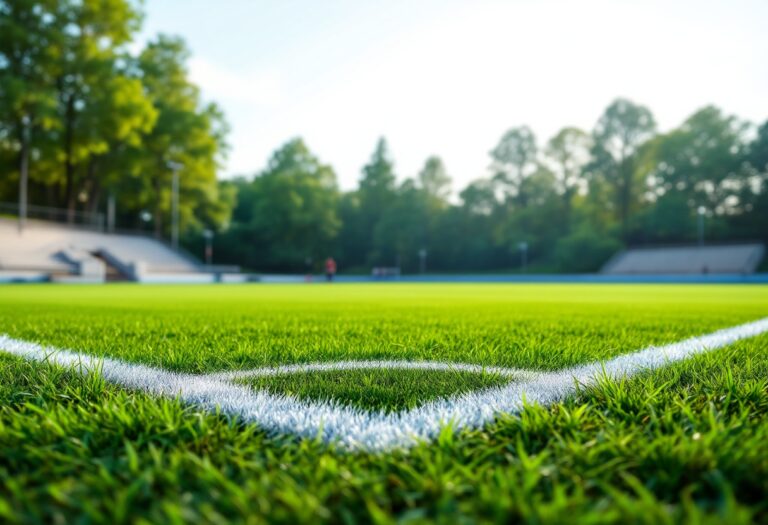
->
[[138, 0, 768, 192]]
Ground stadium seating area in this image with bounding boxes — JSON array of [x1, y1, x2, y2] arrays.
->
[[2, 218, 764, 282], [0, 218, 233, 283], [602, 244, 765, 275]]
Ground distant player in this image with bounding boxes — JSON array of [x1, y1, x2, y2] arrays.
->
[[325, 257, 337, 282]]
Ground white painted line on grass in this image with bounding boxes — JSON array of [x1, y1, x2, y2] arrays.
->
[[208, 359, 532, 381], [1, 316, 767, 452]]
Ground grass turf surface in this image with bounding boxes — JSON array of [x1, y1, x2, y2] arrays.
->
[[236, 368, 512, 413], [0, 283, 767, 523]]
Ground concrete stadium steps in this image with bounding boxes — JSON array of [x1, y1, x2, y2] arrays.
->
[[0, 218, 201, 282], [602, 244, 765, 275]]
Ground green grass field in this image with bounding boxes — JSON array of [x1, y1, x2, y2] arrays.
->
[[1, 284, 768, 523]]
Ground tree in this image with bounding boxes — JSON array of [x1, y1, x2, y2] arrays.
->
[[494, 167, 561, 267], [354, 137, 397, 264], [337, 191, 365, 268], [490, 126, 537, 207], [417, 155, 451, 203], [736, 120, 768, 243], [648, 106, 748, 212], [247, 138, 340, 270], [642, 106, 749, 243], [460, 179, 496, 216], [748, 121, 768, 175], [49, 0, 146, 219], [0, 0, 60, 225], [359, 137, 396, 211], [372, 179, 430, 271], [1, 1, 233, 254], [545, 127, 591, 230], [590, 98, 656, 240], [68, 68, 157, 217], [134, 35, 230, 236], [554, 227, 621, 272]]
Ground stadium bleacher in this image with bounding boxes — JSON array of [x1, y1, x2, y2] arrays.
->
[[601, 244, 765, 275], [0, 218, 241, 283]]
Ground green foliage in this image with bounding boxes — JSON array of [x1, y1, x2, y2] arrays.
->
[[132, 35, 230, 235], [215, 139, 339, 271], [589, 98, 657, 240], [221, 101, 766, 274], [490, 125, 538, 207], [0, 0, 62, 207], [360, 137, 397, 197], [2, 2, 767, 271], [417, 155, 451, 203], [1, 284, 768, 522], [645, 107, 749, 226], [354, 138, 399, 266], [0, 0, 231, 235], [545, 127, 591, 231], [372, 180, 430, 270], [554, 227, 622, 272]]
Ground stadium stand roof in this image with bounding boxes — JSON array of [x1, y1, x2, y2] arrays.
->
[[601, 244, 765, 275], [0, 218, 216, 282]]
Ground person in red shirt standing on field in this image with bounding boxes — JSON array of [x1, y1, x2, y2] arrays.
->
[[324, 257, 337, 282]]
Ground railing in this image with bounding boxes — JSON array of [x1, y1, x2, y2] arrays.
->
[[0, 202, 105, 231]]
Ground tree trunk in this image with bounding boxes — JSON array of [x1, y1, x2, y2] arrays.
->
[[17, 118, 30, 233], [153, 175, 163, 238], [63, 94, 76, 223], [619, 162, 632, 242], [45, 179, 56, 209], [562, 187, 574, 233], [85, 159, 102, 228]]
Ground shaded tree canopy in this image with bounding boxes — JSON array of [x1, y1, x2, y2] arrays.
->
[[0, 0, 230, 236], [1, 7, 765, 274], [217, 99, 765, 273]]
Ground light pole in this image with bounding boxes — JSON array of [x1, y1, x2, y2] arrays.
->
[[518, 241, 528, 273], [418, 248, 427, 274], [140, 210, 152, 232], [107, 193, 116, 233], [167, 161, 183, 251], [18, 116, 30, 234], [203, 229, 214, 266], [697, 206, 706, 246]]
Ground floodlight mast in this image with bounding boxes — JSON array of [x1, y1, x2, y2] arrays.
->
[[17, 116, 30, 234], [418, 248, 427, 274], [140, 210, 152, 231], [697, 206, 706, 246], [203, 229, 214, 266], [167, 161, 183, 251], [518, 241, 528, 273], [107, 193, 116, 233]]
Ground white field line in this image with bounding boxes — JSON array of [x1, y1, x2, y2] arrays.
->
[[1, 316, 768, 452], [208, 360, 533, 381]]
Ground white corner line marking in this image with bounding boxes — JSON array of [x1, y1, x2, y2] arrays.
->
[[1, 317, 767, 452], [206, 359, 533, 381]]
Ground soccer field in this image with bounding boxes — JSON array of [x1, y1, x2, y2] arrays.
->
[[1, 284, 768, 523]]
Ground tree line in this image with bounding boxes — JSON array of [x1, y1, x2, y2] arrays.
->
[[0, 0, 231, 235], [2, 1, 767, 274], [215, 101, 768, 273]]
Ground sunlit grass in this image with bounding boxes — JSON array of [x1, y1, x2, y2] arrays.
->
[[1, 284, 766, 373], [237, 368, 511, 412], [0, 283, 767, 523]]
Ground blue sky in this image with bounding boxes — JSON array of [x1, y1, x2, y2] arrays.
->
[[138, 0, 768, 192]]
